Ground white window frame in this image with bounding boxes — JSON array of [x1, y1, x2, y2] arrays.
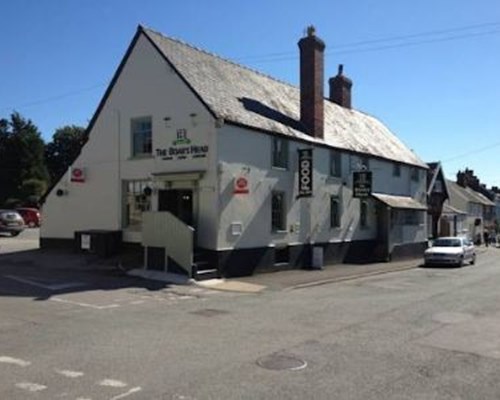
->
[[131, 116, 152, 157], [272, 137, 288, 169]]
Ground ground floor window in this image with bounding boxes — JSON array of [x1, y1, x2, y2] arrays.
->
[[391, 209, 424, 226], [360, 200, 368, 228], [330, 196, 341, 228], [124, 180, 152, 230], [271, 191, 286, 231]]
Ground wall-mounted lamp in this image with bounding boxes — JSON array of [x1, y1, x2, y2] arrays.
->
[[190, 113, 198, 127], [56, 188, 67, 197], [163, 117, 171, 128]]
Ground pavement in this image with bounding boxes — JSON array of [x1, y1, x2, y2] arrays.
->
[[1, 229, 495, 294]]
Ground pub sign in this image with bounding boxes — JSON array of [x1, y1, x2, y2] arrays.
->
[[353, 171, 372, 198], [297, 149, 313, 198]]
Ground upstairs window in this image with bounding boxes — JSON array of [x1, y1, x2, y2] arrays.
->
[[271, 191, 286, 231], [360, 156, 370, 170], [272, 138, 288, 169], [330, 151, 342, 177], [131, 117, 152, 157], [411, 167, 420, 182], [393, 163, 401, 177], [330, 196, 341, 228]]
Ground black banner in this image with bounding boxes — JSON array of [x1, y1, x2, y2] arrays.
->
[[353, 171, 372, 198], [297, 149, 313, 198]]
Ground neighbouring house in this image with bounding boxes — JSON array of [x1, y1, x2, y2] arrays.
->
[[426, 162, 449, 239], [445, 179, 495, 244], [40, 25, 428, 279]]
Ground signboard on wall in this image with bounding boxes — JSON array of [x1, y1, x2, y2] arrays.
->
[[353, 171, 372, 198], [234, 177, 249, 194], [70, 167, 85, 183], [155, 128, 209, 161], [297, 149, 313, 198]]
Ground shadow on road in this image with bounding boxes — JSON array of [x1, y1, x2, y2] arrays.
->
[[0, 248, 171, 301]]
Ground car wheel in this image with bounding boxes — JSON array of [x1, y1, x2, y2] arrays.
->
[[28, 221, 36, 228], [457, 257, 464, 267], [10, 231, 20, 237], [470, 254, 476, 265]]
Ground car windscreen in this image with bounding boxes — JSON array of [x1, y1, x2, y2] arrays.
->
[[433, 239, 462, 247]]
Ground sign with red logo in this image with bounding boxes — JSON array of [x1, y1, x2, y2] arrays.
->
[[71, 167, 85, 183], [234, 177, 249, 194]]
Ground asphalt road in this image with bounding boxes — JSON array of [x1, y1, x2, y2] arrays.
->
[[1, 231, 500, 399]]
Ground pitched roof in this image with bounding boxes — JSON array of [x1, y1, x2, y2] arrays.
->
[[142, 26, 427, 169], [447, 180, 496, 206]]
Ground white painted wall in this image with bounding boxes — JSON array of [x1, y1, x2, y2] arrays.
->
[[42, 33, 218, 248], [216, 124, 427, 250]]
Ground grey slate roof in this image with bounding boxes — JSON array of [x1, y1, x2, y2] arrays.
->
[[446, 180, 496, 206], [142, 27, 427, 168], [371, 193, 427, 210]]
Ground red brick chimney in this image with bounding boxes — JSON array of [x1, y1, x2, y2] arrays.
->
[[298, 26, 325, 139], [329, 64, 352, 109]]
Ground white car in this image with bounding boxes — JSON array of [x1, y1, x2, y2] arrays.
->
[[424, 237, 476, 267]]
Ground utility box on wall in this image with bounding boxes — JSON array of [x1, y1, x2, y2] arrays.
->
[[74, 230, 122, 257]]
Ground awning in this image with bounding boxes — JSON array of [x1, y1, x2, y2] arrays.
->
[[371, 193, 427, 210]]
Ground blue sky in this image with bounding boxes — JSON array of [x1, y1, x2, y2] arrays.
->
[[1, 0, 499, 186]]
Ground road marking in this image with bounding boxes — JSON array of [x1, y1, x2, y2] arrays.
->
[[99, 379, 128, 388], [110, 387, 142, 399], [55, 369, 84, 378], [51, 297, 120, 310], [4, 275, 85, 290], [0, 356, 31, 367], [15, 382, 47, 392]]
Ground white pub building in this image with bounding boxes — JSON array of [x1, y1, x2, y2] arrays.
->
[[41, 25, 428, 279]]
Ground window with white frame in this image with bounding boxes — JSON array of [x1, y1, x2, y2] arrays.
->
[[360, 156, 370, 170], [330, 150, 342, 177], [411, 167, 420, 182], [124, 180, 152, 230], [271, 191, 286, 231], [272, 137, 288, 169], [360, 200, 368, 228], [330, 196, 341, 228], [131, 116, 152, 157], [393, 163, 401, 177]]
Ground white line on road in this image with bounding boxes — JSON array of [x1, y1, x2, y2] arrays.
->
[[51, 297, 120, 310], [0, 356, 31, 367], [55, 369, 84, 378], [110, 387, 142, 399], [99, 379, 128, 388], [4, 275, 85, 290], [15, 382, 47, 392]]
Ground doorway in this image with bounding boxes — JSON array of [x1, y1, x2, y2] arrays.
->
[[158, 189, 194, 227]]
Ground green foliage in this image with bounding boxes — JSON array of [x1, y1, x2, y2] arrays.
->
[[45, 125, 87, 184], [0, 112, 49, 206]]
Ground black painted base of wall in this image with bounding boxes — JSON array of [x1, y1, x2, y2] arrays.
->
[[41, 237, 426, 279]]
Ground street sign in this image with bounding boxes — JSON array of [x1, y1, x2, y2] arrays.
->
[[353, 171, 372, 198], [297, 149, 313, 198]]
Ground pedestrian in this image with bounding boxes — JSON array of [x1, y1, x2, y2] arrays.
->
[[483, 230, 489, 247]]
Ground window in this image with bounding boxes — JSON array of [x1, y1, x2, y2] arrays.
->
[[131, 117, 152, 157], [411, 167, 420, 182], [360, 156, 369, 170], [330, 151, 342, 177], [393, 163, 401, 177], [330, 196, 341, 228], [271, 191, 286, 231], [125, 180, 152, 230], [360, 200, 368, 228], [272, 138, 288, 169]]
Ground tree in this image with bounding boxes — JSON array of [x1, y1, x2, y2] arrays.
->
[[0, 112, 49, 206], [45, 125, 87, 184]]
